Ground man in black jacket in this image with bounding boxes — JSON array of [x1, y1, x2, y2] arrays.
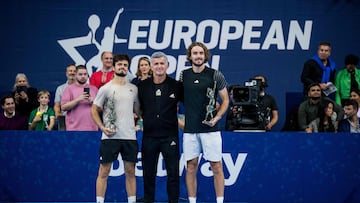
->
[[301, 41, 336, 96], [138, 51, 183, 203]]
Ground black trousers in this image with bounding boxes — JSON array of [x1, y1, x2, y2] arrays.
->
[[142, 135, 180, 203]]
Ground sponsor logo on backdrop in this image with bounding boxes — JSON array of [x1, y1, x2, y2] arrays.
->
[[110, 152, 248, 186], [58, 7, 312, 79], [58, 8, 127, 75]]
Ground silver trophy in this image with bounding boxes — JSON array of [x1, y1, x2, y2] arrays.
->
[[105, 91, 117, 132], [202, 81, 217, 126]]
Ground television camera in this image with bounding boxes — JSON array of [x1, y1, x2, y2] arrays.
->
[[228, 78, 271, 131]]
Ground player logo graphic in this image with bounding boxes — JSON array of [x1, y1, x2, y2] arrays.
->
[[58, 8, 127, 75]]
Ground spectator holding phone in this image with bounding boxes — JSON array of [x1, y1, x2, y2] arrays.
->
[[61, 65, 98, 131], [12, 73, 38, 118]]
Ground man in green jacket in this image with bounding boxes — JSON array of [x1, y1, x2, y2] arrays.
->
[[335, 54, 360, 106]]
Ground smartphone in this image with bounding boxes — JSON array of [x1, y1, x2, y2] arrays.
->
[[84, 87, 90, 95], [16, 86, 27, 93]]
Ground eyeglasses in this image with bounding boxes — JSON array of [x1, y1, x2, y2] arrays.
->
[[310, 89, 321, 92]]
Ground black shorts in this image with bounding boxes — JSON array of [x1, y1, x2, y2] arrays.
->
[[99, 139, 138, 164]]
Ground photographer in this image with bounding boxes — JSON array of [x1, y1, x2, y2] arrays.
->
[[12, 73, 39, 118], [61, 65, 98, 131], [225, 75, 278, 131]]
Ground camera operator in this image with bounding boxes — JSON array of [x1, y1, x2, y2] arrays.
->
[[253, 75, 279, 131], [225, 75, 278, 131]]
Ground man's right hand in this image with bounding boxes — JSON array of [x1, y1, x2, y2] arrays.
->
[[101, 126, 116, 137]]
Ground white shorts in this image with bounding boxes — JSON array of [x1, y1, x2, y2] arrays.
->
[[183, 131, 222, 162]]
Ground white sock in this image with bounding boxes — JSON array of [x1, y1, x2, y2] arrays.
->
[[96, 196, 104, 203], [216, 196, 224, 203], [128, 196, 136, 203], [189, 197, 196, 203]]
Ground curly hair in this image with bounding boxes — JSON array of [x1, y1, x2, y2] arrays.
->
[[186, 42, 211, 64]]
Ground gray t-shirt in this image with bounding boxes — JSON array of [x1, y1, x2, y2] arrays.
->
[[54, 82, 69, 115], [93, 81, 139, 140]]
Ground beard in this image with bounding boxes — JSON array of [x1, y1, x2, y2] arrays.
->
[[310, 96, 321, 100], [76, 79, 87, 85], [115, 72, 126, 77], [192, 59, 205, 67]]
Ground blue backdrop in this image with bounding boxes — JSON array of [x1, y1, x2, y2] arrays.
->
[[1, 0, 360, 131], [1, 131, 359, 202]]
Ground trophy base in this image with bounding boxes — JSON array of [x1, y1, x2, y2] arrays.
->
[[105, 128, 117, 137], [108, 129, 117, 133], [106, 125, 117, 133], [202, 120, 213, 126]]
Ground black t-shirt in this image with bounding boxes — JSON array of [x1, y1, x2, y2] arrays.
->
[[180, 67, 227, 133], [258, 93, 278, 114]]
